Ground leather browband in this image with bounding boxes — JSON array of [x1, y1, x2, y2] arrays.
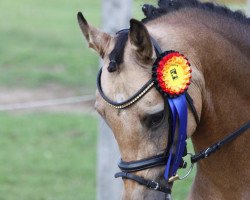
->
[[97, 69, 155, 109]]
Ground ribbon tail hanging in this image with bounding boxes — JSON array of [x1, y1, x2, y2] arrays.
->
[[164, 94, 188, 180]]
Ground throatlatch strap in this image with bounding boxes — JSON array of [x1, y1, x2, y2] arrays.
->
[[185, 93, 200, 125], [191, 121, 250, 163]]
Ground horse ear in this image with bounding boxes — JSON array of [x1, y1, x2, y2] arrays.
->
[[77, 12, 112, 58], [129, 19, 153, 61]]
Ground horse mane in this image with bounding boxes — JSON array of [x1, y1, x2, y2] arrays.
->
[[108, 0, 249, 73], [142, 0, 250, 24]]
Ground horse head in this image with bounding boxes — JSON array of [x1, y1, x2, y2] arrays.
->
[[77, 0, 250, 199], [77, 11, 202, 199]]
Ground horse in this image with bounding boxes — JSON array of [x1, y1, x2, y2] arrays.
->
[[77, 0, 250, 199]]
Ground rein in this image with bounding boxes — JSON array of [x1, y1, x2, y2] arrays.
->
[[96, 30, 250, 197]]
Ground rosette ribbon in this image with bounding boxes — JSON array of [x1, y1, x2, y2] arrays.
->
[[164, 94, 188, 180]]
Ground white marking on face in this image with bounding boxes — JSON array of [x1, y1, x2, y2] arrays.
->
[[114, 93, 126, 103]]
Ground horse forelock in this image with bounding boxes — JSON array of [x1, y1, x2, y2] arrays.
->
[[107, 31, 128, 72]]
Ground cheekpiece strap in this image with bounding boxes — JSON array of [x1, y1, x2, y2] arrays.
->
[[151, 37, 163, 57]]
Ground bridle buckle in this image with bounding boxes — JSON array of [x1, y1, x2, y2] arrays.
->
[[151, 181, 159, 190], [204, 147, 210, 158]]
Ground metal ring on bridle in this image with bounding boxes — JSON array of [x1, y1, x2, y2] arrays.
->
[[204, 148, 210, 158], [179, 153, 194, 180], [168, 153, 194, 182]]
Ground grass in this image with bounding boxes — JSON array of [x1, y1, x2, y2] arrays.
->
[[0, 113, 98, 200], [0, 111, 195, 200], [0, 0, 101, 88], [0, 0, 152, 89], [0, 0, 155, 89]]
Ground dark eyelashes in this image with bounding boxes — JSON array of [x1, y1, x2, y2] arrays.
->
[[143, 110, 166, 129]]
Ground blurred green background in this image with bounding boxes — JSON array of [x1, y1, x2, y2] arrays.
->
[[0, 0, 247, 200]]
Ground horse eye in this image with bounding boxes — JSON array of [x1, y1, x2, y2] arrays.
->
[[144, 110, 165, 129]]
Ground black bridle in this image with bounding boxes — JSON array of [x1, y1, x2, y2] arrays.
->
[[96, 30, 250, 198]]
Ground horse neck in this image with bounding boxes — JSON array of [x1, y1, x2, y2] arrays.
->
[[147, 9, 250, 197], [147, 9, 250, 136], [180, 10, 250, 197], [178, 10, 250, 198], [187, 10, 250, 145]]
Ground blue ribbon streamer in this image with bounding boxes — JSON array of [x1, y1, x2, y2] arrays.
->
[[164, 94, 188, 180]]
